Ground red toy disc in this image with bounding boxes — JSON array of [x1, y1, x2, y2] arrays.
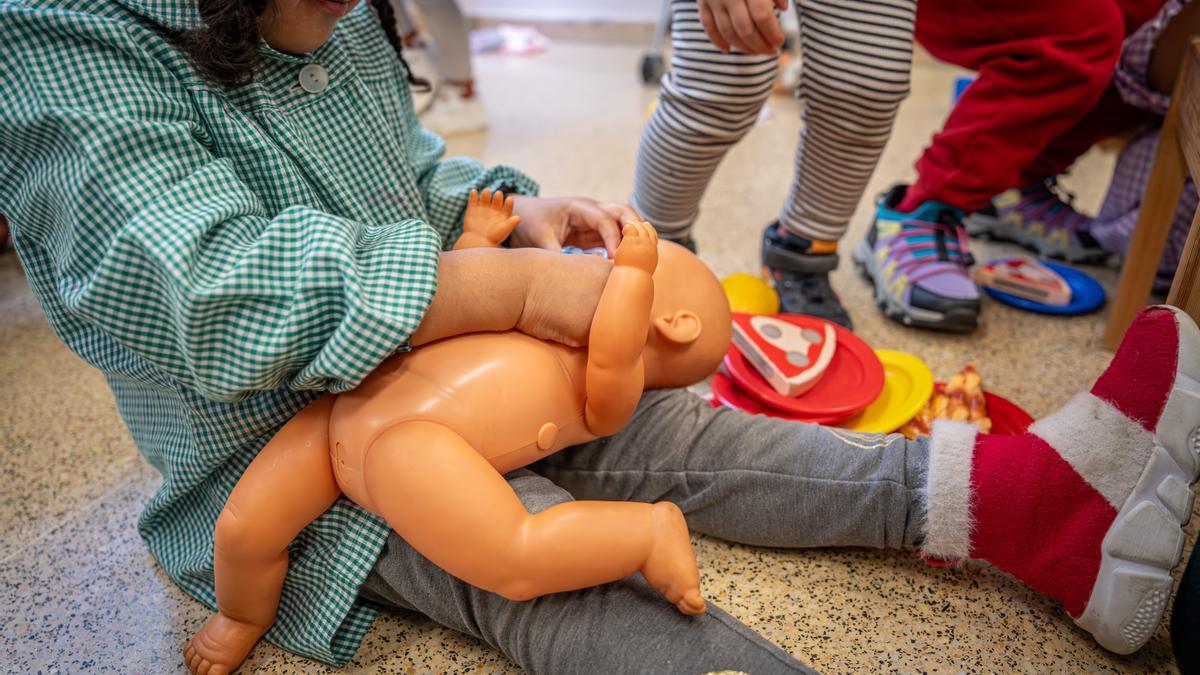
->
[[723, 315, 884, 421], [710, 372, 848, 425]]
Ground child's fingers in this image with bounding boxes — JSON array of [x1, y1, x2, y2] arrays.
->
[[729, 4, 771, 54], [480, 188, 492, 206], [749, 0, 784, 48], [469, 188, 479, 205], [492, 189, 505, 209], [503, 194, 516, 216], [699, 3, 731, 52], [714, 7, 750, 53]]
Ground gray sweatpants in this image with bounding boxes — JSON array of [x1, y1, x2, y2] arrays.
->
[[360, 388, 930, 674]]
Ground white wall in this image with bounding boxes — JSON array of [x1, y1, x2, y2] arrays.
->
[[458, 0, 663, 23], [458, 1, 799, 32]]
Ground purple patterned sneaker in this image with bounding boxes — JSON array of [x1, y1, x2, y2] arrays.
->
[[852, 186, 981, 333], [965, 176, 1109, 264]]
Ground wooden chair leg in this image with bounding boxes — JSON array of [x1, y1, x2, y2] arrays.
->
[[1104, 98, 1188, 350], [1167, 205, 1200, 323]]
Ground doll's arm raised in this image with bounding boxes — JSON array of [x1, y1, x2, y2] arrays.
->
[[454, 189, 521, 250], [185, 396, 341, 675], [584, 221, 658, 436]]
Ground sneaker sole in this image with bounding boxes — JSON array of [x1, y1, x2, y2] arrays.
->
[[964, 213, 1109, 265], [1075, 306, 1200, 654], [852, 237, 978, 333]]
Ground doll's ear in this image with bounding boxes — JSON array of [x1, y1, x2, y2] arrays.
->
[[653, 310, 702, 345]]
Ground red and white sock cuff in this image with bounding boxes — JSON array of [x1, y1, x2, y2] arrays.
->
[[1029, 392, 1156, 509], [922, 419, 979, 563]]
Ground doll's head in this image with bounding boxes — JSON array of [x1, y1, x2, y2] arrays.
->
[[642, 241, 733, 389]]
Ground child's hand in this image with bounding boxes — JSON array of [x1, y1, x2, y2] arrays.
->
[[508, 195, 640, 259], [456, 188, 521, 250], [698, 0, 787, 55]]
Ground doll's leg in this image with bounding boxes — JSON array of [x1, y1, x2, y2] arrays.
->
[[360, 470, 813, 675], [185, 397, 340, 675], [361, 419, 704, 613], [453, 188, 520, 249]]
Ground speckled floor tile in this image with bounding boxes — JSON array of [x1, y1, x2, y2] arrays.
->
[[0, 39, 1191, 674]]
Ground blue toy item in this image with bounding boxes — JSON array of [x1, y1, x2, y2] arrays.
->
[[952, 75, 975, 104], [562, 246, 609, 259], [984, 260, 1106, 315]]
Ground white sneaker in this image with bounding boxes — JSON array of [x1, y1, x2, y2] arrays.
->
[[419, 85, 488, 136]]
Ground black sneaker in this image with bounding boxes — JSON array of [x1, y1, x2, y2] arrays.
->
[[761, 223, 852, 329], [667, 235, 697, 253]]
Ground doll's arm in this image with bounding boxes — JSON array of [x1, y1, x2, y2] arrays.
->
[[584, 221, 658, 436], [185, 397, 341, 674], [454, 189, 521, 250]]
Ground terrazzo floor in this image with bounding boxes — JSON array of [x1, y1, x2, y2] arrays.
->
[[1, 40, 1193, 673]]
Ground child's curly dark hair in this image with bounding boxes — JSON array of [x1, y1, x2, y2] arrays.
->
[[182, 0, 428, 88]]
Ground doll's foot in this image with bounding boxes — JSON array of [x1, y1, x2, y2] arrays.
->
[[184, 611, 269, 674], [614, 220, 659, 275], [641, 502, 705, 616]]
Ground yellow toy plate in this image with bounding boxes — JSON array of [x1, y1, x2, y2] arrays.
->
[[838, 349, 933, 434], [721, 273, 780, 315]]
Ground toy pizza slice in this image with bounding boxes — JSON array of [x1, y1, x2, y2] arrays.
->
[[730, 313, 837, 397], [976, 256, 1071, 306]]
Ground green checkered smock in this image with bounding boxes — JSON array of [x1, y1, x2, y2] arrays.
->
[[0, 0, 537, 664]]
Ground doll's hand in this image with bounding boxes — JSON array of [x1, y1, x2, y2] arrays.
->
[[697, 0, 786, 55], [457, 188, 521, 249], [613, 220, 659, 275], [508, 195, 640, 259]]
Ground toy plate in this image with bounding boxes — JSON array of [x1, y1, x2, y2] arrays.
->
[[723, 316, 884, 421], [837, 350, 934, 434], [710, 372, 847, 425], [984, 260, 1105, 315]]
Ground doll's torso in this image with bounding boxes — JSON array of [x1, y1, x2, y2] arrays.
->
[[328, 332, 595, 513]]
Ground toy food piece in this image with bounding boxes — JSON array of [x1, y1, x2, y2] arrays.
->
[[731, 312, 837, 397], [976, 256, 1071, 306], [899, 363, 992, 438], [721, 273, 780, 315]]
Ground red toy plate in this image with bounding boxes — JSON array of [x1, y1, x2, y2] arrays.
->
[[723, 315, 884, 421], [930, 382, 1034, 435], [710, 372, 848, 425]]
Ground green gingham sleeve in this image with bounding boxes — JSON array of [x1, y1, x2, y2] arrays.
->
[[0, 22, 442, 401], [400, 99, 538, 247]]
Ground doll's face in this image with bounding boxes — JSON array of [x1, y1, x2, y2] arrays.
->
[[642, 242, 734, 389], [260, 0, 360, 55]]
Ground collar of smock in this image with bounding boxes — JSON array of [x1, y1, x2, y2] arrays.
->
[[114, 0, 320, 63], [113, 0, 203, 32]]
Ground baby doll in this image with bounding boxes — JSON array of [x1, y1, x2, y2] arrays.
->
[[184, 190, 733, 674]]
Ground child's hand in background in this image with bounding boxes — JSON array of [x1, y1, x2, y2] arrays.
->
[[698, 0, 786, 55]]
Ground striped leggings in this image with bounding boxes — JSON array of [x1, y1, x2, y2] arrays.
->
[[631, 0, 916, 243]]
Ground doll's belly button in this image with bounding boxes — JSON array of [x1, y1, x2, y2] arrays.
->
[[537, 423, 558, 451]]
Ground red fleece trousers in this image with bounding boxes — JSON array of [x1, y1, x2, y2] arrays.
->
[[904, 0, 1164, 212]]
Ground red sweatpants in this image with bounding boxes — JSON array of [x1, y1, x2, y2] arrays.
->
[[905, 0, 1164, 212]]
